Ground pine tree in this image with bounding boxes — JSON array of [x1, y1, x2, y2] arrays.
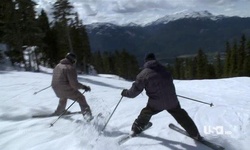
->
[[183, 58, 197, 79], [2, 0, 41, 70], [243, 40, 250, 76], [89, 50, 139, 80], [214, 52, 223, 78], [1, 0, 22, 64], [196, 49, 208, 79], [173, 58, 182, 79], [102, 52, 112, 74], [22, 0, 43, 71], [207, 63, 216, 79], [186, 59, 191, 79], [238, 35, 246, 75], [192, 57, 198, 79], [37, 9, 51, 66], [0, 0, 15, 38], [37, 9, 50, 33], [53, 0, 74, 23], [115, 50, 127, 79], [111, 50, 139, 80], [229, 40, 238, 76], [70, 12, 91, 73], [223, 42, 231, 77], [16, 0, 40, 46], [0, 0, 13, 41], [52, 0, 74, 60], [91, 51, 104, 73], [45, 27, 59, 67]]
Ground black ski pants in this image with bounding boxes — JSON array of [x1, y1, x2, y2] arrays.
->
[[133, 104, 200, 137]]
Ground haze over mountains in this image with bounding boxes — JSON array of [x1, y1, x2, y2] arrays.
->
[[85, 11, 250, 64]]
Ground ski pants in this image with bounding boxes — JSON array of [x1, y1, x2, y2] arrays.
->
[[133, 103, 200, 137], [54, 91, 91, 115]]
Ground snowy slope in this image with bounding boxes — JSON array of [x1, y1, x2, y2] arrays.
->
[[0, 71, 249, 150]]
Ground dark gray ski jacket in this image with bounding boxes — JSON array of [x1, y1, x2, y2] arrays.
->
[[122, 60, 179, 111]]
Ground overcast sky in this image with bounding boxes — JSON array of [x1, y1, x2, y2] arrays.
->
[[35, 0, 250, 25]]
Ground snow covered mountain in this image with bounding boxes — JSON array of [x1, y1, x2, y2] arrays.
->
[[0, 70, 249, 150], [145, 10, 226, 26], [86, 10, 225, 29], [85, 12, 250, 64]]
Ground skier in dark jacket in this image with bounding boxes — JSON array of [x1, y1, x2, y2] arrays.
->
[[51, 52, 93, 121], [121, 53, 201, 139]]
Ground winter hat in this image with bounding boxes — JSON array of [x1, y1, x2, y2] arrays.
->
[[144, 53, 156, 62], [65, 52, 77, 64]]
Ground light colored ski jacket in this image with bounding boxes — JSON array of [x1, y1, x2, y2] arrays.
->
[[51, 58, 87, 99]]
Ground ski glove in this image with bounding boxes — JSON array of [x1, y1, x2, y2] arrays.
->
[[84, 86, 91, 92], [121, 89, 128, 96]]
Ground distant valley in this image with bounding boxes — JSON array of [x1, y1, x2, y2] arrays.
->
[[86, 11, 250, 64]]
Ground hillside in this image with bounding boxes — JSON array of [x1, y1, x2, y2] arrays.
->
[[0, 71, 249, 150]]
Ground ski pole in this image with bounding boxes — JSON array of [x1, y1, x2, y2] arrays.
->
[[50, 91, 86, 127], [101, 96, 123, 132], [34, 85, 51, 95], [177, 95, 214, 107]]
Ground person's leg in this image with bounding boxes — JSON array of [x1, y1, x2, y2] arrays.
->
[[69, 90, 93, 121], [167, 104, 200, 138], [53, 98, 67, 115], [132, 106, 160, 134]]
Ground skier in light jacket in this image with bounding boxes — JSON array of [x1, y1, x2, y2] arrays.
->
[[121, 53, 201, 139], [51, 52, 93, 121]]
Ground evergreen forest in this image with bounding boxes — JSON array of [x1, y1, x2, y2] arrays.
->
[[1, 0, 250, 80]]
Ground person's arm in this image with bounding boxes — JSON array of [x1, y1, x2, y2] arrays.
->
[[122, 72, 145, 98]]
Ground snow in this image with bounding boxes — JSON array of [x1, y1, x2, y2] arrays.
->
[[0, 70, 249, 150], [145, 10, 224, 26], [85, 10, 226, 29]]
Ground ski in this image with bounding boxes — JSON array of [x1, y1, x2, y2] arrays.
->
[[118, 122, 153, 145], [32, 111, 82, 118], [169, 123, 225, 150]]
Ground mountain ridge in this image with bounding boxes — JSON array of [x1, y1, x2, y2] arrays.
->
[[85, 11, 250, 64], [86, 10, 228, 28]]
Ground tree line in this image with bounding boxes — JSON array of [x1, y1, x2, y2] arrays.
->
[[1, 0, 250, 80], [1, 0, 91, 71], [0, 0, 139, 79], [172, 35, 250, 79], [91, 50, 139, 80]]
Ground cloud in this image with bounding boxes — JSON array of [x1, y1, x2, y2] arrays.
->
[[111, 0, 173, 13], [35, 0, 250, 25], [193, 0, 240, 6], [74, 3, 97, 16], [83, 4, 97, 16]]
